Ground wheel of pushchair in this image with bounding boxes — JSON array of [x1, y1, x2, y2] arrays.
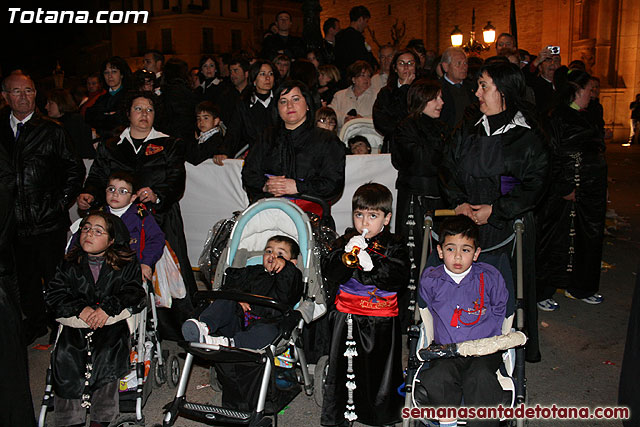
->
[[108, 413, 145, 426], [209, 365, 222, 392], [313, 355, 329, 407], [166, 354, 181, 388], [152, 358, 167, 388]]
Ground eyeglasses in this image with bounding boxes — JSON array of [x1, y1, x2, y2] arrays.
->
[[106, 186, 131, 195], [397, 60, 416, 67], [80, 225, 108, 237], [5, 88, 35, 96], [132, 106, 154, 113], [317, 118, 337, 126]]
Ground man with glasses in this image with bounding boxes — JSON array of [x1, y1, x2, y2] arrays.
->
[[439, 47, 476, 128], [0, 72, 85, 345]]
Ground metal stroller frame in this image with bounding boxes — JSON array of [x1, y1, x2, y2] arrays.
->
[[402, 212, 527, 427], [162, 198, 327, 426], [38, 281, 167, 427]]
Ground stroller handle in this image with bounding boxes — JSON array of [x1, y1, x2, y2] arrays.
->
[[195, 290, 294, 316], [293, 193, 331, 218]]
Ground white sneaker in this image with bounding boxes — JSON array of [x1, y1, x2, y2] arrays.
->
[[203, 335, 232, 347], [181, 319, 209, 343]]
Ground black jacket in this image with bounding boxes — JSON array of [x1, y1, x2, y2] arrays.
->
[[58, 112, 95, 159], [323, 228, 410, 305], [221, 261, 303, 319], [334, 27, 376, 76], [373, 83, 410, 152], [262, 33, 306, 61], [156, 80, 198, 141], [45, 255, 145, 399], [439, 77, 477, 129], [242, 122, 346, 203], [185, 129, 227, 166], [85, 89, 128, 140], [224, 91, 276, 157], [392, 113, 447, 195], [0, 111, 85, 236]]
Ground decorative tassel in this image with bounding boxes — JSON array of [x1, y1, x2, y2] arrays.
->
[[344, 314, 358, 422], [81, 331, 95, 408]]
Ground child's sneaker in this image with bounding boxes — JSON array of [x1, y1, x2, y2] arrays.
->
[[203, 335, 232, 347], [565, 290, 604, 304], [537, 298, 559, 312], [182, 319, 209, 342]]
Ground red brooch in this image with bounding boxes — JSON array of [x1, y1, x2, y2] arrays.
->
[[145, 144, 164, 156]]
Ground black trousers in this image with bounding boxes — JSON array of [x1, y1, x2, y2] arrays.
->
[[14, 229, 67, 332], [199, 299, 278, 349], [54, 380, 119, 425], [418, 353, 503, 427]]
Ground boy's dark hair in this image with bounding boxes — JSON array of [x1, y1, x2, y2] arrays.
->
[[275, 11, 291, 21], [267, 235, 300, 259], [323, 17, 339, 36], [195, 100, 220, 118], [66, 211, 136, 270], [108, 171, 138, 192], [438, 215, 480, 249], [349, 5, 371, 22], [348, 135, 371, 153], [352, 183, 393, 215]]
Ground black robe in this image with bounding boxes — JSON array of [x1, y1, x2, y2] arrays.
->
[[440, 112, 550, 362], [372, 82, 410, 153], [321, 228, 409, 426], [44, 256, 145, 399], [536, 105, 607, 297]]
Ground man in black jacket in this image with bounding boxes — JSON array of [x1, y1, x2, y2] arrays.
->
[[262, 11, 305, 62], [439, 47, 476, 129], [1, 73, 85, 345], [334, 6, 376, 79]]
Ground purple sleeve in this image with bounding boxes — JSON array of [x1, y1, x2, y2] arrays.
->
[[140, 215, 165, 267], [418, 266, 437, 309], [486, 266, 508, 325]]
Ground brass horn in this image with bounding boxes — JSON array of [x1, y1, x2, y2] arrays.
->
[[342, 229, 368, 268]]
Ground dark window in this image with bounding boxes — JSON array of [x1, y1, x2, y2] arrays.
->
[[163, 0, 170, 9], [138, 0, 144, 9], [230, 0, 238, 13], [136, 31, 147, 56], [203, 0, 210, 9], [161, 28, 173, 53], [203, 28, 214, 53], [231, 29, 241, 51]]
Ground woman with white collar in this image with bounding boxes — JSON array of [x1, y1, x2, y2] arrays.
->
[[329, 60, 376, 131], [440, 61, 550, 363], [77, 91, 196, 339]]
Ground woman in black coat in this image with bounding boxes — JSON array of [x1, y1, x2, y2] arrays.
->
[[391, 79, 447, 328], [373, 49, 421, 153], [85, 56, 132, 140], [242, 80, 346, 210], [77, 91, 196, 340], [440, 62, 550, 362], [536, 68, 607, 308], [46, 88, 95, 159]]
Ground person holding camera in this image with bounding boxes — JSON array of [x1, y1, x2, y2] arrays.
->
[[523, 46, 562, 116]]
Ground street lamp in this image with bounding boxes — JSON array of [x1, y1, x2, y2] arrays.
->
[[482, 21, 496, 44], [450, 25, 463, 47], [450, 9, 496, 54]]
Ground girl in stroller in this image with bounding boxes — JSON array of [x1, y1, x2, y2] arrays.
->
[[45, 212, 146, 427]]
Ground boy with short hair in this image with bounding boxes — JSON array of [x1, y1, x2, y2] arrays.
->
[[105, 171, 165, 282], [182, 235, 303, 349], [186, 101, 228, 166], [347, 135, 371, 154], [418, 215, 509, 427], [321, 183, 409, 426]]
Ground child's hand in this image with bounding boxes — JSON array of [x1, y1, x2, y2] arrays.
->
[[345, 235, 367, 252], [358, 250, 374, 271], [141, 264, 153, 282], [86, 308, 109, 329], [213, 154, 227, 166], [239, 302, 251, 312], [265, 256, 286, 274], [79, 306, 95, 325]]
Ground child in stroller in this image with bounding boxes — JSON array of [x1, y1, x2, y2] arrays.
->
[[44, 211, 146, 427], [417, 215, 508, 427], [182, 235, 303, 349]]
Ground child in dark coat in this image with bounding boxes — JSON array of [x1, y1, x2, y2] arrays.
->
[[182, 235, 303, 349], [45, 211, 145, 427]]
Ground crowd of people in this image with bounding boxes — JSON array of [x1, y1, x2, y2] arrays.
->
[[0, 4, 615, 426]]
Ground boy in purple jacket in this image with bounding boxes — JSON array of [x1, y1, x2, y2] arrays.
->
[[418, 215, 508, 427], [104, 171, 165, 282]]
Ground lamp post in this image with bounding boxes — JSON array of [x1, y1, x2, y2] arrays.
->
[[450, 25, 463, 47], [450, 9, 496, 54]]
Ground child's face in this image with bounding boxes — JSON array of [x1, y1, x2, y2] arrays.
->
[[350, 141, 370, 154], [437, 233, 481, 274], [263, 240, 297, 268], [196, 112, 217, 133], [106, 179, 136, 209], [353, 209, 391, 239], [79, 216, 113, 256]]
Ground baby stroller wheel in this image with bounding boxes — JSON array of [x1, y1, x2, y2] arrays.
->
[[167, 354, 181, 388], [313, 355, 329, 407], [209, 366, 222, 392], [153, 358, 167, 387], [108, 413, 145, 426]]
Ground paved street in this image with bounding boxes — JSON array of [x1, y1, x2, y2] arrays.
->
[[27, 143, 639, 426]]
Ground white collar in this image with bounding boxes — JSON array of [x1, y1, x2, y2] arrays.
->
[[201, 78, 220, 89], [117, 127, 170, 154], [444, 265, 472, 284], [10, 111, 34, 130], [109, 203, 132, 217], [198, 127, 220, 143], [444, 74, 462, 86], [475, 111, 531, 136], [250, 91, 273, 108], [349, 86, 373, 99]]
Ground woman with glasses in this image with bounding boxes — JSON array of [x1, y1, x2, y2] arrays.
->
[[373, 49, 421, 153], [85, 56, 132, 140], [222, 60, 279, 160], [329, 60, 376, 130], [77, 91, 196, 340]]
